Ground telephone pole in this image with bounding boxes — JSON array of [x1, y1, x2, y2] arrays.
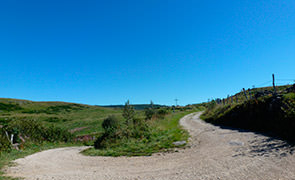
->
[[175, 98, 178, 106]]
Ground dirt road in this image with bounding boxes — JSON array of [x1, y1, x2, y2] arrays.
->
[[5, 112, 295, 179]]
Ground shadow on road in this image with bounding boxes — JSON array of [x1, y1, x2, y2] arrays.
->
[[212, 124, 295, 158]]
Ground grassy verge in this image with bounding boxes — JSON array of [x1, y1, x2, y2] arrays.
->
[[82, 110, 194, 157], [201, 89, 295, 142], [0, 142, 83, 180]]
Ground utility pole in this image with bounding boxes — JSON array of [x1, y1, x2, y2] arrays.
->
[[175, 98, 178, 106]]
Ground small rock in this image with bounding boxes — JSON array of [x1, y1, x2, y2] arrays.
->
[[173, 141, 186, 146], [229, 140, 244, 146], [280, 153, 287, 157]]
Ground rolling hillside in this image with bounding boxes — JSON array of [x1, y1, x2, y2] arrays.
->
[[0, 98, 122, 136], [101, 104, 166, 110]]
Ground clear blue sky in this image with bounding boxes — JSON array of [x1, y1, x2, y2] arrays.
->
[[0, 0, 294, 105]]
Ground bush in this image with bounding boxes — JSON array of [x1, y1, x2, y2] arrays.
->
[[156, 109, 168, 119], [207, 100, 217, 110], [101, 115, 120, 136], [144, 101, 156, 120], [0, 129, 11, 152], [94, 115, 151, 149], [0, 102, 22, 112], [42, 125, 73, 142], [132, 118, 150, 139], [94, 115, 121, 149], [5, 119, 73, 144], [122, 100, 135, 126], [145, 108, 155, 120]]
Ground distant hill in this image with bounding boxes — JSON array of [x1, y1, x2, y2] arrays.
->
[[100, 104, 167, 110], [0, 98, 122, 136]]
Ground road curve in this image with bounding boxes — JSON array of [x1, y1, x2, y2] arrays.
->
[[5, 112, 295, 180]]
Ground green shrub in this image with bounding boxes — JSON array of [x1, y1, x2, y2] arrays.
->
[[6, 119, 73, 144], [94, 115, 121, 149], [207, 100, 217, 110], [284, 92, 295, 100], [156, 109, 168, 119], [122, 100, 135, 126], [94, 114, 151, 149], [0, 129, 11, 152], [46, 105, 84, 114], [44, 117, 60, 123], [101, 115, 120, 136], [0, 103, 22, 112], [144, 101, 156, 120], [42, 125, 73, 142], [132, 118, 150, 139], [144, 108, 155, 120]]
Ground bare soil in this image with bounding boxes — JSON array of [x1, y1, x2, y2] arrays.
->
[[5, 112, 295, 180]]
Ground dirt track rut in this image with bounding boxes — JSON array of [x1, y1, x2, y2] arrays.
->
[[5, 112, 295, 179]]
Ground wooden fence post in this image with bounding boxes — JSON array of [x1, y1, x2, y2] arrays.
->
[[248, 88, 252, 99], [272, 74, 277, 94]]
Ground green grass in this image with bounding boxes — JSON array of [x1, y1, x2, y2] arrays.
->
[[82, 110, 194, 157], [0, 98, 122, 136]]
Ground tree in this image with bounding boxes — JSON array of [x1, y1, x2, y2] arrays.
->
[[122, 100, 135, 126], [145, 100, 155, 120]]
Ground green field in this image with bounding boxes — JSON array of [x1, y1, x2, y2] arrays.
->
[[0, 98, 122, 137]]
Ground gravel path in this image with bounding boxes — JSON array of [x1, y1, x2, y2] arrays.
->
[[5, 112, 295, 180]]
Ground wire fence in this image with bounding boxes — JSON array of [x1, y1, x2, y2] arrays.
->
[[254, 79, 295, 88], [211, 75, 295, 105]]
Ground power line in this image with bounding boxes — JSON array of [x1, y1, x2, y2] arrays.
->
[[277, 79, 295, 81], [276, 82, 294, 85], [255, 80, 272, 87]]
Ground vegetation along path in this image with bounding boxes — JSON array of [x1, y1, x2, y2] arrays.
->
[[5, 112, 295, 180]]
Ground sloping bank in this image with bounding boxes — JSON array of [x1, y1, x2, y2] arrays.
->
[[201, 92, 295, 142]]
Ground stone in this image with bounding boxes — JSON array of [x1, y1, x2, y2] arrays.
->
[[173, 141, 186, 146]]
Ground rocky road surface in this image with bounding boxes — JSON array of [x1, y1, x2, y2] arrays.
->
[[5, 112, 295, 179]]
